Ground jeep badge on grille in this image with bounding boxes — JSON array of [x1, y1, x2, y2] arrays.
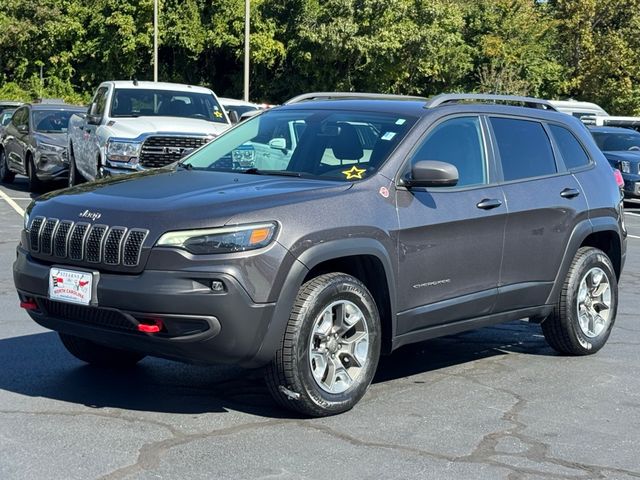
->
[[78, 210, 102, 221]]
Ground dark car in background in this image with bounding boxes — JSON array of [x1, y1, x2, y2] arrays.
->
[[590, 126, 640, 198], [0, 103, 86, 191]]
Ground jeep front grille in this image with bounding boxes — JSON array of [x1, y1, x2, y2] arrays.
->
[[28, 216, 148, 268], [139, 136, 209, 168]]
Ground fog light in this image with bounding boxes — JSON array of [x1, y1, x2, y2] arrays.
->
[[211, 280, 225, 292]]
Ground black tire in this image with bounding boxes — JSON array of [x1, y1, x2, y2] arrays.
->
[[59, 333, 145, 368], [26, 154, 43, 192], [542, 247, 618, 355], [265, 273, 381, 417], [0, 148, 15, 183], [68, 145, 85, 187]]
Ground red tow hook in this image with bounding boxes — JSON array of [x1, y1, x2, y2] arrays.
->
[[137, 319, 164, 333], [20, 299, 38, 311]]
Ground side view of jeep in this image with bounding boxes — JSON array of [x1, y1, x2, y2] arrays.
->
[[14, 93, 626, 416]]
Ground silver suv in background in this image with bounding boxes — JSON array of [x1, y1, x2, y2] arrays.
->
[[0, 103, 86, 191]]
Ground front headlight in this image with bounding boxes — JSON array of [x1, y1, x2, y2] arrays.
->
[[39, 142, 66, 154], [156, 222, 277, 254], [107, 140, 142, 162], [24, 211, 30, 230], [620, 161, 631, 174]]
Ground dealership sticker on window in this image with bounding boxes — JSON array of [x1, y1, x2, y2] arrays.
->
[[342, 166, 366, 180], [381, 132, 396, 141], [395, 119, 406, 125]]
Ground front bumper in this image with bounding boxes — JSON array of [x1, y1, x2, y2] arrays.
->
[[13, 247, 276, 367]]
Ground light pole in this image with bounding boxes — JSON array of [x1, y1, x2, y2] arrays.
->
[[243, 0, 250, 101], [153, 0, 158, 82]]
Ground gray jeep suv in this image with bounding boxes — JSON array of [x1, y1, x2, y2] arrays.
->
[[13, 93, 626, 416]]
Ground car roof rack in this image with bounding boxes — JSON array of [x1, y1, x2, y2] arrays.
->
[[424, 93, 557, 111], [284, 92, 428, 105]]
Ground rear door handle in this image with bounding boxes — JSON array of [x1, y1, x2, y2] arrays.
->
[[476, 198, 503, 210], [560, 188, 580, 199]]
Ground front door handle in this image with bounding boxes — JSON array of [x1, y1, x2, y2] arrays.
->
[[476, 198, 502, 210], [560, 188, 580, 199]]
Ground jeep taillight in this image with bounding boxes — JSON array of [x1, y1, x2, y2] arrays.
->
[[613, 169, 624, 188]]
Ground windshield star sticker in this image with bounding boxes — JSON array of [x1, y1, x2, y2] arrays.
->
[[342, 165, 366, 180]]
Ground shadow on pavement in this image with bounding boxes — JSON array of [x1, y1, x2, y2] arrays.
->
[[1, 176, 67, 197], [0, 321, 552, 418]]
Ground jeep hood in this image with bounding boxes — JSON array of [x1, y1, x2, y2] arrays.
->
[[107, 116, 230, 138], [31, 169, 351, 235]]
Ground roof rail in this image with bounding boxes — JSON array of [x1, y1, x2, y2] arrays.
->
[[285, 92, 427, 105], [424, 93, 557, 111]]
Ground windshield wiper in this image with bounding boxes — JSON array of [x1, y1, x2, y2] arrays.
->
[[242, 168, 302, 177], [176, 162, 193, 170]]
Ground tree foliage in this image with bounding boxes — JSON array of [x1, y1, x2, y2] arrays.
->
[[0, 0, 639, 113]]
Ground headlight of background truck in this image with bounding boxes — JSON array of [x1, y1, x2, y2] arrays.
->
[[107, 140, 142, 162], [155, 223, 277, 254]]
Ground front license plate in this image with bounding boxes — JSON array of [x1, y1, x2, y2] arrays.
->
[[48, 268, 94, 305]]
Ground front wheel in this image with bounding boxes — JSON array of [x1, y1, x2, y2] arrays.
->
[[0, 149, 15, 183], [68, 146, 85, 187], [265, 273, 381, 417], [27, 155, 43, 192], [542, 247, 618, 355]]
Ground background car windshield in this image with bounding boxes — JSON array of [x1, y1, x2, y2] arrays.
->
[[182, 109, 416, 180], [111, 88, 226, 123], [592, 131, 640, 151], [32, 110, 80, 133]]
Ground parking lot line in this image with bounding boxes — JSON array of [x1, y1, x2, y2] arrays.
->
[[0, 189, 25, 217], [629, 234, 640, 239]]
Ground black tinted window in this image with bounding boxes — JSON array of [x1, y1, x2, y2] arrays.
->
[[411, 116, 486, 187], [491, 117, 556, 181], [549, 125, 590, 170]]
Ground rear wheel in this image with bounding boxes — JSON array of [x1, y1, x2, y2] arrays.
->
[[542, 247, 617, 355], [26, 154, 43, 192], [0, 149, 15, 183], [266, 273, 381, 417], [59, 333, 145, 368]]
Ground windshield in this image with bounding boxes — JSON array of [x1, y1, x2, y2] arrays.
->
[[182, 108, 417, 181], [111, 88, 227, 124], [32, 109, 82, 133], [592, 130, 640, 151]]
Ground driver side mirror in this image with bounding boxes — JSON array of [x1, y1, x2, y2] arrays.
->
[[401, 160, 459, 188], [227, 110, 240, 124], [268, 137, 287, 151], [86, 114, 102, 125]]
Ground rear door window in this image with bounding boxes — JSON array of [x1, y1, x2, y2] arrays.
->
[[490, 117, 557, 181], [548, 125, 590, 170]]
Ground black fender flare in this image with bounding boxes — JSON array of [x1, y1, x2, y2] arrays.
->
[[244, 238, 397, 368], [545, 217, 622, 305]]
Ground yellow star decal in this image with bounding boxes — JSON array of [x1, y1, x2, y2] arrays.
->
[[342, 165, 366, 180], [214, 110, 223, 118]]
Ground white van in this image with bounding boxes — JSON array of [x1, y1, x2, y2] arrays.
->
[[548, 99, 609, 118]]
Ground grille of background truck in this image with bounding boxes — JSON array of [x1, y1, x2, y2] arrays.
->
[[139, 136, 208, 168], [29, 217, 148, 267]]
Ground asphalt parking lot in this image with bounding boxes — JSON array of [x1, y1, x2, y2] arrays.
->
[[1, 177, 640, 480]]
